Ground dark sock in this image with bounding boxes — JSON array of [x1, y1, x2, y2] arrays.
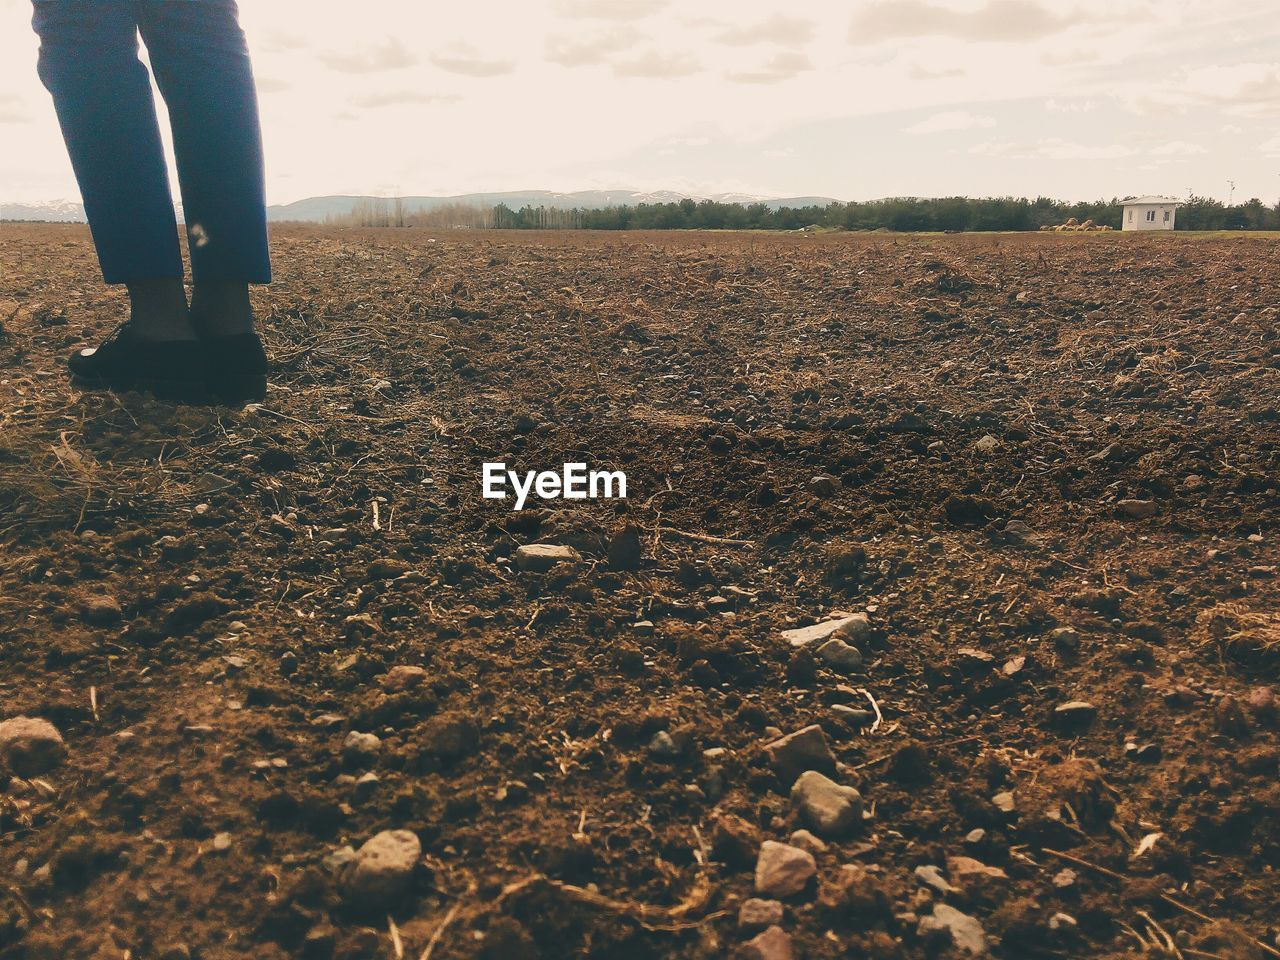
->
[[191, 280, 256, 337], [126, 279, 196, 341]]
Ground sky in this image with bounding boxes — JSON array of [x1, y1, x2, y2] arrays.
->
[[1, 0, 1278, 206]]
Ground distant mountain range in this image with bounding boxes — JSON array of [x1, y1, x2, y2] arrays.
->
[[2, 190, 841, 223]]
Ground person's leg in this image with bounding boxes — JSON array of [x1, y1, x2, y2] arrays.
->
[[31, 0, 196, 341], [137, 0, 270, 341]]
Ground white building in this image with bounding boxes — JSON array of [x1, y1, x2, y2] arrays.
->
[[1121, 196, 1181, 231]]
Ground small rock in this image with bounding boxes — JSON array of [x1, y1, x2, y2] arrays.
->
[[1246, 686, 1277, 725], [343, 731, 381, 766], [514, 543, 580, 572], [352, 771, 380, 804], [1052, 868, 1077, 889], [918, 903, 988, 956], [0, 717, 66, 776], [380, 664, 429, 693], [915, 864, 956, 895], [754, 841, 817, 898], [1049, 626, 1081, 651], [790, 770, 863, 836], [1215, 695, 1249, 737], [809, 474, 841, 497], [815, 637, 863, 673], [741, 925, 794, 960], [322, 845, 357, 874], [1116, 499, 1158, 519], [211, 832, 234, 853], [711, 814, 760, 867], [764, 725, 836, 782], [946, 855, 1008, 893], [974, 435, 999, 454], [781, 613, 870, 649], [788, 829, 827, 854], [279, 651, 299, 677], [648, 730, 681, 761], [345, 830, 421, 907], [80, 594, 122, 626], [991, 791, 1016, 815], [366, 557, 408, 580], [964, 828, 987, 848], [738, 897, 784, 930], [830, 705, 875, 726], [1052, 701, 1097, 731]]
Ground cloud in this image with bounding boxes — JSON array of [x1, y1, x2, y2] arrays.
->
[[1125, 62, 1280, 118], [545, 27, 642, 66], [725, 51, 812, 84], [970, 138, 1139, 160], [1262, 133, 1280, 157], [851, 0, 1080, 44], [352, 91, 462, 108], [1044, 98, 1095, 113], [612, 50, 700, 78], [430, 44, 516, 77], [320, 38, 416, 73], [904, 110, 996, 134], [556, 0, 667, 21], [712, 15, 815, 47], [1150, 140, 1207, 157], [909, 63, 963, 80]]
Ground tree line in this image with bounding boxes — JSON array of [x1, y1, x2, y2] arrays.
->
[[329, 194, 1280, 232]]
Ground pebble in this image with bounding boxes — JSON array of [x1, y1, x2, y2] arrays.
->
[[345, 830, 421, 907], [991, 791, 1016, 814], [1049, 626, 1081, 651], [974, 434, 999, 454], [352, 771, 380, 804], [764, 725, 836, 782], [343, 731, 381, 765], [1215, 695, 1249, 737], [918, 903, 988, 956], [754, 841, 817, 898], [211, 832, 234, 853], [738, 898, 784, 930], [1116, 499, 1158, 519], [80, 594, 122, 626], [741, 926, 794, 960], [1247, 686, 1277, 725], [815, 638, 863, 673], [915, 864, 956, 895], [0, 717, 67, 776], [809, 474, 841, 496], [514, 543, 580, 572], [790, 770, 863, 836], [279, 651, 299, 677], [964, 828, 987, 848], [1052, 868, 1077, 889], [830, 705, 875, 726], [380, 665, 429, 693], [789, 829, 827, 856], [647, 730, 681, 761], [1052, 701, 1097, 730], [781, 613, 870, 649], [946, 856, 1008, 892]]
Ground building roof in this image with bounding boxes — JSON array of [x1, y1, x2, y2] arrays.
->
[[1121, 196, 1183, 206]]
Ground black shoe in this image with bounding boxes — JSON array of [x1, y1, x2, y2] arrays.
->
[[68, 325, 207, 403], [199, 330, 269, 404]]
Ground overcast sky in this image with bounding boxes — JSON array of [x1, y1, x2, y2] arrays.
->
[[2, 0, 1278, 205]]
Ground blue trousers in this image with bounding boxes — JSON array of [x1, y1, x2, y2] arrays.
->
[[31, 0, 271, 284]]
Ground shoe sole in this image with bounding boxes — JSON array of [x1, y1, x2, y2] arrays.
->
[[72, 374, 209, 405], [207, 373, 268, 406]]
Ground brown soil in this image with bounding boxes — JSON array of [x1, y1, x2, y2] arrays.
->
[[1, 224, 1278, 960]]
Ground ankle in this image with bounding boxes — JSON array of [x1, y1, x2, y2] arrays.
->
[[192, 280, 256, 337], [126, 278, 195, 341]]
